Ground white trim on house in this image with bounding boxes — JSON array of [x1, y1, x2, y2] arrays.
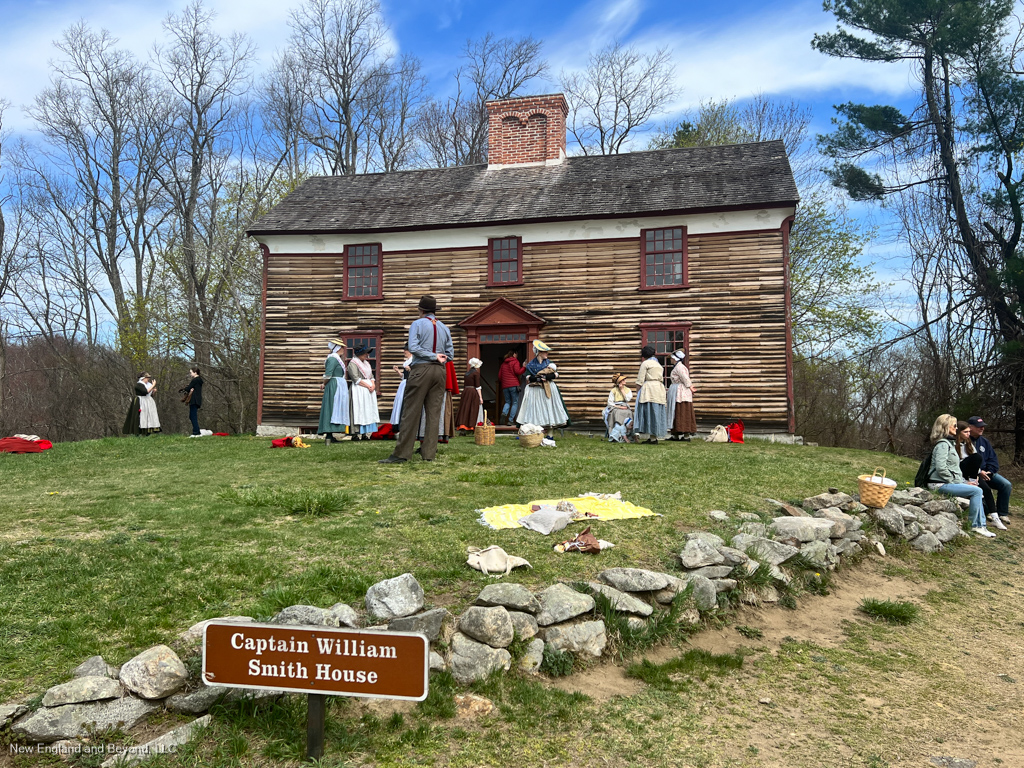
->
[[256, 207, 796, 254]]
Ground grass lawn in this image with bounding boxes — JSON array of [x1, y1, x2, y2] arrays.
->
[[8, 434, 1021, 767]]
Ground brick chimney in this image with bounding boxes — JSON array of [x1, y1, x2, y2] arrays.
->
[[485, 93, 568, 169]]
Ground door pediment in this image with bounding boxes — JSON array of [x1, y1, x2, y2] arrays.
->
[[458, 298, 546, 329]]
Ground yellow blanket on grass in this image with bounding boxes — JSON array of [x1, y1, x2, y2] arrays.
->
[[478, 495, 659, 530]]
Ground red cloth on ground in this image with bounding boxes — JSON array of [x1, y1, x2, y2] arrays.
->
[[213, 432, 230, 436], [726, 421, 745, 443], [371, 423, 395, 440], [0, 437, 46, 453], [271, 437, 293, 448], [37, 440, 53, 450]]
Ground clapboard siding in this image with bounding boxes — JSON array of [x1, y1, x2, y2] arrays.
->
[[261, 231, 789, 429]]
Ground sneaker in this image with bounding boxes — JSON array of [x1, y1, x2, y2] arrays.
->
[[999, 516, 1011, 526], [971, 527, 996, 538], [989, 514, 1008, 530]]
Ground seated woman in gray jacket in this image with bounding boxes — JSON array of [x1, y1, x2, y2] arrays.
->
[[928, 413, 991, 537]]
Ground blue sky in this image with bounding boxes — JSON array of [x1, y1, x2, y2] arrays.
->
[[0, 0, 918, 310]]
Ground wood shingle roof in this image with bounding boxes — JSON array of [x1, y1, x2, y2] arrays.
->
[[248, 140, 798, 236]]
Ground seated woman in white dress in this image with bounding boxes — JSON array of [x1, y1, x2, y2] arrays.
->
[[603, 374, 634, 442], [515, 340, 569, 436]]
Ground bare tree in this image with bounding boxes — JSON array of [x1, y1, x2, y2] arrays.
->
[[285, 0, 395, 175], [417, 33, 547, 167], [261, 50, 312, 187], [155, 0, 256, 367], [370, 53, 428, 172], [561, 42, 678, 155], [23, 22, 171, 363], [0, 99, 23, 426]]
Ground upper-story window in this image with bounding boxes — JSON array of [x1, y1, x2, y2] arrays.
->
[[344, 244, 382, 299], [640, 227, 688, 290], [488, 237, 523, 287]]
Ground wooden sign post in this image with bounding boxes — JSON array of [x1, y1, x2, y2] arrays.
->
[[203, 621, 429, 761]]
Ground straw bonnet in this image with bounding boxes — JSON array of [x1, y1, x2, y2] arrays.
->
[[532, 340, 551, 352]]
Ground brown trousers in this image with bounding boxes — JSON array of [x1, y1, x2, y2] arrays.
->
[[392, 363, 446, 460]]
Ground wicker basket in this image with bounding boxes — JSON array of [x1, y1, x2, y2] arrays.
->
[[858, 467, 897, 509], [475, 411, 495, 446], [519, 432, 543, 448]]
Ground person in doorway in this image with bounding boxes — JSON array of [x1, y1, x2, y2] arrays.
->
[[603, 373, 634, 442], [181, 367, 204, 437], [634, 345, 667, 444], [498, 348, 525, 425], [380, 295, 454, 464], [347, 347, 380, 440], [390, 344, 412, 433], [318, 339, 350, 445], [456, 358, 484, 432], [666, 350, 696, 441], [928, 413, 991, 537], [515, 340, 569, 436], [123, 373, 161, 436], [968, 416, 1012, 528]]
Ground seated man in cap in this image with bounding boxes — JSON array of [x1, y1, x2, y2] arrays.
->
[[969, 416, 1012, 527]]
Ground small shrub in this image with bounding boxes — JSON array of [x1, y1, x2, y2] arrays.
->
[[626, 649, 744, 692], [735, 625, 763, 640], [859, 598, 919, 625], [540, 646, 575, 677]]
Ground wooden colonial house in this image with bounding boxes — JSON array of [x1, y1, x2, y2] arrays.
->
[[248, 94, 799, 434]]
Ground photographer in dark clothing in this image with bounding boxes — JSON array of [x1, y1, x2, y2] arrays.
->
[[180, 367, 204, 437]]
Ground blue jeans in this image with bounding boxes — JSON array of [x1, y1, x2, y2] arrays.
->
[[501, 387, 520, 423], [988, 472, 1012, 516], [189, 405, 200, 436], [936, 483, 985, 528]]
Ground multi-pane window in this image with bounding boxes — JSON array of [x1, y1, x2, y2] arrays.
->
[[344, 244, 381, 299], [488, 237, 522, 286], [344, 334, 382, 376], [640, 227, 687, 289], [641, 324, 691, 388], [480, 333, 526, 343]]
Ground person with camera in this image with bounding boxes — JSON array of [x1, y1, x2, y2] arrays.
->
[[180, 367, 204, 437]]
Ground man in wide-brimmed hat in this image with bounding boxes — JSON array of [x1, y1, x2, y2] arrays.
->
[[380, 295, 454, 464]]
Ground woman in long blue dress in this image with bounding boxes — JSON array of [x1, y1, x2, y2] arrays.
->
[[318, 339, 350, 445], [515, 340, 569, 435]]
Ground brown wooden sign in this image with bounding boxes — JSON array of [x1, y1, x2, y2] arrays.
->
[[202, 621, 429, 701]]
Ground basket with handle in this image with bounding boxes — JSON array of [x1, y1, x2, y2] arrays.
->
[[475, 411, 496, 446], [519, 432, 543, 448], [858, 467, 897, 508]]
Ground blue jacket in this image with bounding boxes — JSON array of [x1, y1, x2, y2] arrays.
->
[[974, 435, 1000, 474]]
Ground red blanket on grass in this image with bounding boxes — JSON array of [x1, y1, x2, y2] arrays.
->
[[0, 437, 52, 453]]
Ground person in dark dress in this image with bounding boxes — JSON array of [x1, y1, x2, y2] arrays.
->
[[456, 358, 484, 433], [123, 374, 150, 436], [181, 367, 204, 437]]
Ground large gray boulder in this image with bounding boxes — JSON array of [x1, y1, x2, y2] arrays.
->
[[933, 515, 963, 543], [166, 683, 231, 715], [388, 608, 449, 642], [179, 616, 253, 646], [597, 567, 670, 592], [329, 603, 361, 628], [910, 531, 943, 553], [802, 492, 854, 511], [717, 545, 749, 566], [800, 541, 838, 570], [686, 565, 734, 579], [737, 522, 768, 538], [769, 517, 835, 543], [43, 677, 123, 707], [912, 511, 944, 534], [271, 605, 340, 627], [72, 656, 115, 679], [119, 646, 187, 700], [543, 621, 607, 657], [458, 606, 514, 648], [12, 697, 160, 742], [688, 575, 718, 611], [508, 611, 539, 640], [365, 573, 424, 621], [871, 507, 906, 537], [714, 579, 738, 592], [587, 582, 654, 617], [679, 538, 725, 569], [745, 538, 800, 566], [903, 521, 922, 541], [1, 704, 28, 726], [535, 584, 595, 626], [730, 533, 759, 551], [685, 531, 725, 548], [653, 574, 691, 605], [448, 633, 511, 684], [519, 639, 545, 674], [814, 507, 861, 536], [475, 583, 540, 614], [921, 499, 959, 516]]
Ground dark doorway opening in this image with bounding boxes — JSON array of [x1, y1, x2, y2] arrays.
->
[[480, 342, 528, 427]]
